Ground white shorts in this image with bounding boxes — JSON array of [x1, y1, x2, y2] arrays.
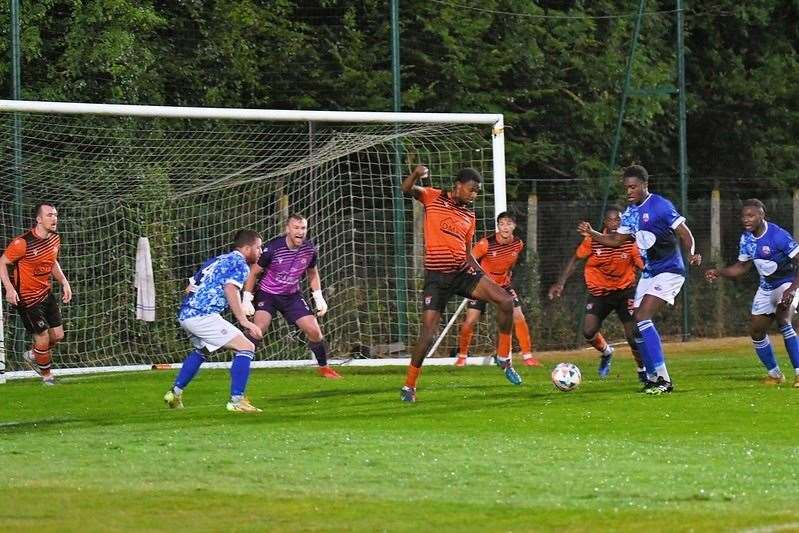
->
[[634, 272, 685, 307], [751, 282, 799, 316], [180, 314, 242, 353]]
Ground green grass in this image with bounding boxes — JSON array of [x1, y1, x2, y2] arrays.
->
[[2, 337, 799, 532]]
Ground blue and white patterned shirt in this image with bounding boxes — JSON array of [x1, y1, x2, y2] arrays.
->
[[178, 251, 249, 321], [618, 193, 686, 278], [738, 221, 799, 290]]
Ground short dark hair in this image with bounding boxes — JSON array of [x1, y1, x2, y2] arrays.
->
[[605, 204, 622, 216], [286, 213, 306, 225], [742, 198, 766, 214], [496, 211, 516, 223], [33, 202, 56, 219], [622, 165, 649, 182], [232, 229, 261, 248], [455, 168, 483, 184]]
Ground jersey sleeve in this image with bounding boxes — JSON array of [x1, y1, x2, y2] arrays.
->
[[2, 237, 26, 263], [775, 227, 799, 259], [472, 237, 488, 260], [223, 259, 248, 289], [662, 198, 686, 229], [257, 243, 274, 269], [738, 234, 754, 262], [618, 207, 636, 235], [416, 186, 441, 206], [575, 237, 592, 259]]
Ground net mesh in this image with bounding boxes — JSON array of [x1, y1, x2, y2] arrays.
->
[[0, 111, 499, 370]]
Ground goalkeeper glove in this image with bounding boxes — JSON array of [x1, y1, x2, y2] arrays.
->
[[312, 289, 328, 317], [242, 291, 256, 317]]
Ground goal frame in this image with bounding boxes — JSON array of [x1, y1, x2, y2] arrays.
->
[[0, 99, 506, 380]]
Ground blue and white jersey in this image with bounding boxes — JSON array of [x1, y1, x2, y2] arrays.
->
[[178, 250, 249, 321], [738, 221, 799, 290], [618, 193, 685, 278]]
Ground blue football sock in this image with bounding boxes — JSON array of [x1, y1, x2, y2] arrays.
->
[[779, 324, 799, 370], [637, 320, 669, 380], [174, 349, 205, 390], [634, 329, 653, 377], [752, 336, 779, 372], [230, 350, 255, 397]]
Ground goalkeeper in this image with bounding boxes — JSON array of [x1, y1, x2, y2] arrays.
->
[[242, 214, 342, 379]]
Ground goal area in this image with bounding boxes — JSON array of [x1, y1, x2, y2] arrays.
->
[[0, 100, 506, 379]]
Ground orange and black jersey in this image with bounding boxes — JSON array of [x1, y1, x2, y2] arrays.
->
[[472, 234, 523, 288], [576, 235, 643, 296], [2, 229, 61, 308], [416, 187, 476, 273]]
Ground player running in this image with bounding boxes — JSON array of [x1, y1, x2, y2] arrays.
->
[[241, 214, 342, 379], [705, 199, 799, 387], [549, 205, 645, 380], [455, 211, 539, 367], [0, 203, 72, 385], [163, 229, 264, 412], [401, 165, 520, 403], [578, 165, 701, 394]]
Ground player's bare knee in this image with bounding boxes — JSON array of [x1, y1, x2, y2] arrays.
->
[[497, 295, 514, 315], [49, 329, 65, 345]]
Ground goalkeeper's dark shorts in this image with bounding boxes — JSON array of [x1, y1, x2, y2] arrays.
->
[[585, 286, 635, 324], [254, 290, 313, 325], [467, 286, 521, 313], [16, 293, 62, 334], [422, 267, 483, 314]]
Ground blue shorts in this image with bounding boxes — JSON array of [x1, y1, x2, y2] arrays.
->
[[254, 290, 313, 325]]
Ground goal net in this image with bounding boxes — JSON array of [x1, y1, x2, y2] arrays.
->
[[0, 101, 506, 375]]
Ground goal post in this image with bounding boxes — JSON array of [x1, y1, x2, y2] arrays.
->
[[0, 100, 506, 379]]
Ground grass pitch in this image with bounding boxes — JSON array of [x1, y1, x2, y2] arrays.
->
[[2, 337, 798, 532]]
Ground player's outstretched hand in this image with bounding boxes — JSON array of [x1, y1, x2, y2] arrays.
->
[[704, 268, 719, 283], [779, 287, 797, 308], [689, 253, 702, 266], [576, 221, 593, 237], [548, 283, 563, 300], [242, 321, 263, 340]]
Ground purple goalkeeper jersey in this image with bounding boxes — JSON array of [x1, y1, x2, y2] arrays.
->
[[257, 235, 318, 295]]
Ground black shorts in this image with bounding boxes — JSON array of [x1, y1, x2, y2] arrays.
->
[[467, 287, 521, 313], [585, 287, 635, 324], [16, 293, 62, 334], [422, 268, 484, 313]]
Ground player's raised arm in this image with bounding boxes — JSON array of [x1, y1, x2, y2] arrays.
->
[[705, 261, 752, 283], [400, 165, 429, 200], [675, 222, 702, 266], [241, 263, 263, 316]]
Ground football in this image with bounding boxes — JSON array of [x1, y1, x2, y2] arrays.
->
[[551, 362, 582, 392]]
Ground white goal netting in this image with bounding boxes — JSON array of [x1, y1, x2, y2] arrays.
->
[[0, 105, 504, 370]]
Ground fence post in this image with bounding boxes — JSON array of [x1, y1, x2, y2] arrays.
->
[[525, 185, 541, 337], [709, 181, 724, 336]]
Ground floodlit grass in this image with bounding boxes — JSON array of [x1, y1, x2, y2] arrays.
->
[[2, 337, 798, 532]]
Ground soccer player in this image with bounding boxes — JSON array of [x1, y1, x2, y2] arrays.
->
[[455, 211, 540, 367], [577, 165, 701, 395], [549, 205, 646, 380], [401, 165, 520, 403], [241, 214, 342, 379], [0, 203, 72, 385], [163, 229, 264, 412], [705, 199, 799, 387]]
